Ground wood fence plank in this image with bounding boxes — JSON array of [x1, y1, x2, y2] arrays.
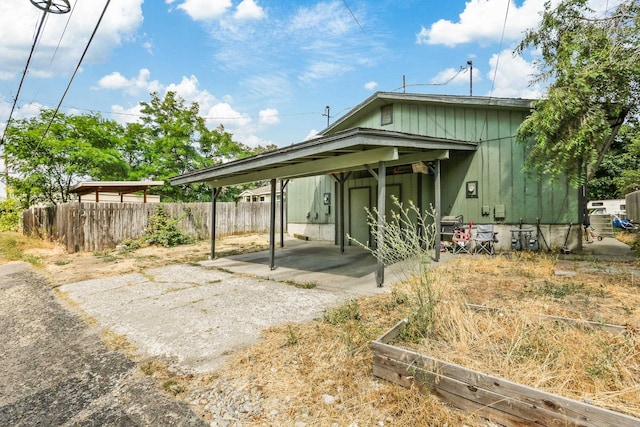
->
[[23, 201, 279, 253]]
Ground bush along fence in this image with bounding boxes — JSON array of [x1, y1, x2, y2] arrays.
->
[[23, 201, 283, 253]]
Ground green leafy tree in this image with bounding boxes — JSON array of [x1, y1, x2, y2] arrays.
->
[[588, 121, 640, 199], [3, 110, 129, 206], [516, 0, 640, 186], [0, 198, 22, 231], [132, 92, 255, 202]]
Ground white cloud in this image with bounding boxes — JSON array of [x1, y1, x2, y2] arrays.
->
[[234, 0, 265, 21], [304, 129, 320, 140], [290, 1, 354, 37], [203, 102, 252, 128], [486, 50, 542, 98], [97, 69, 162, 95], [417, 0, 550, 47], [364, 81, 378, 91], [429, 66, 479, 87], [176, 0, 232, 21], [299, 62, 353, 84], [0, 0, 143, 78], [259, 108, 280, 125], [110, 104, 144, 125]]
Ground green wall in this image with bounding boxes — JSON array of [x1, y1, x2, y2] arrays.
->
[[288, 99, 578, 235]]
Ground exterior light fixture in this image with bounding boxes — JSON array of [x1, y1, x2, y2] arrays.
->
[[466, 180, 478, 198]]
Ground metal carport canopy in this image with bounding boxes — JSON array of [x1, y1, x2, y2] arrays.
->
[[170, 127, 477, 187], [169, 127, 478, 286]]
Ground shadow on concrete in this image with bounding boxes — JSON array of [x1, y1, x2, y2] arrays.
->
[[201, 237, 428, 296]]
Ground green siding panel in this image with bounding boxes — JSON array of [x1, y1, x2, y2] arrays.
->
[[291, 100, 577, 229]]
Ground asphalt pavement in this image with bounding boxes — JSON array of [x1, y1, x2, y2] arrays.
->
[[0, 261, 205, 426]]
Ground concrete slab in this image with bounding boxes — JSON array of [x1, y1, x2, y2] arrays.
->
[[201, 238, 415, 296], [60, 264, 353, 373], [578, 237, 635, 260]]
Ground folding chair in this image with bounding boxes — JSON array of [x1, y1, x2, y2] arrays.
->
[[473, 224, 497, 255], [452, 221, 473, 254]]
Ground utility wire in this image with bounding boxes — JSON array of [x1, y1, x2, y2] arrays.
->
[[341, 0, 365, 34], [49, 0, 78, 66], [489, 0, 511, 96], [392, 67, 466, 92], [0, 8, 49, 147], [39, 0, 112, 145]]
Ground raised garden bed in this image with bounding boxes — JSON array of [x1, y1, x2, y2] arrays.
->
[[372, 316, 640, 427]]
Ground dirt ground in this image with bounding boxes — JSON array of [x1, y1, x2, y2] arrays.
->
[[4, 233, 640, 426], [26, 234, 270, 287]]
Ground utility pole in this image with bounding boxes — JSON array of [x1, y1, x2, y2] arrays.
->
[[467, 60, 473, 96], [322, 106, 331, 128]]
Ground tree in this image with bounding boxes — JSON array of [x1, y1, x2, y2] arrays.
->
[[133, 92, 255, 202], [588, 121, 640, 199], [3, 110, 129, 206], [516, 0, 640, 187]]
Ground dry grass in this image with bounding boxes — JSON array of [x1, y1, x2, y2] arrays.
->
[[190, 252, 640, 426]]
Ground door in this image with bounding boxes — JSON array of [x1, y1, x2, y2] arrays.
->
[[349, 187, 371, 246]]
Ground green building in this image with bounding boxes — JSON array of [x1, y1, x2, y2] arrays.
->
[[172, 92, 620, 282]]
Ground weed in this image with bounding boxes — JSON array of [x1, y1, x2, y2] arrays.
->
[[622, 305, 635, 315], [102, 329, 137, 357], [0, 232, 46, 262], [54, 259, 71, 266], [140, 360, 164, 376], [162, 379, 186, 396], [283, 279, 318, 289], [324, 300, 361, 325], [529, 280, 584, 300], [285, 325, 298, 346]]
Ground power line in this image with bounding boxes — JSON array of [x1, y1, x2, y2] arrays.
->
[[489, 0, 511, 96], [39, 0, 112, 145], [341, 0, 365, 34], [49, 0, 78, 66], [0, 8, 49, 147]]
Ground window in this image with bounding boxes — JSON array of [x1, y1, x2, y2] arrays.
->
[[260, 196, 265, 201], [381, 104, 393, 125]]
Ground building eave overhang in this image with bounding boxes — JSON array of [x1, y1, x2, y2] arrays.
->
[[170, 128, 477, 187]]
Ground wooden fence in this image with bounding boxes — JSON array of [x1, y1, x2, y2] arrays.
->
[[23, 201, 283, 253], [626, 190, 640, 222]]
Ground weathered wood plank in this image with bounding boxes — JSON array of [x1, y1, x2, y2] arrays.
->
[[23, 201, 280, 253], [371, 334, 640, 427]]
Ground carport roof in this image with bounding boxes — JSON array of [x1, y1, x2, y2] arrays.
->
[[170, 127, 478, 187], [70, 180, 164, 196]]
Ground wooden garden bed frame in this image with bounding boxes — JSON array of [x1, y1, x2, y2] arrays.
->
[[371, 313, 639, 427]]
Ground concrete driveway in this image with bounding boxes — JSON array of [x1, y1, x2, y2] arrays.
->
[[58, 238, 409, 374]]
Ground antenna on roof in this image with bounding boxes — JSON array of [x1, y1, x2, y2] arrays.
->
[[467, 60, 473, 96], [322, 106, 331, 128]]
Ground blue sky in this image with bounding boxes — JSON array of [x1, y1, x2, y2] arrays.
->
[[0, 0, 615, 197]]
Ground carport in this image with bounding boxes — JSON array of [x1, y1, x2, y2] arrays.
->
[[171, 127, 477, 286]]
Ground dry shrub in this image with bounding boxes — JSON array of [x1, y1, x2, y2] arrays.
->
[[394, 255, 640, 419], [187, 252, 639, 425], [217, 306, 485, 426]]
